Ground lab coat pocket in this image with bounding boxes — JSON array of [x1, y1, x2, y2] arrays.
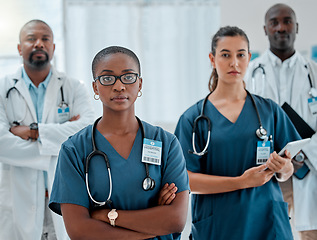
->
[[272, 201, 293, 240], [191, 215, 213, 240], [0, 165, 12, 209]]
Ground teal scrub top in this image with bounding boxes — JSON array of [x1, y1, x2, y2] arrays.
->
[[49, 120, 189, 240], [175, 94, 301, 240]]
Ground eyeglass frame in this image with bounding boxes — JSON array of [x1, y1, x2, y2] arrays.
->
[[94, 73, 140, 86]]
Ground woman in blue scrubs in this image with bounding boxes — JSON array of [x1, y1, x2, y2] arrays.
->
[[174, 26, 300, 240], [49, 46, 189, 239]]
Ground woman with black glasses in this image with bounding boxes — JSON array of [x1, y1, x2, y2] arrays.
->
[[49, 46, 189, 240]]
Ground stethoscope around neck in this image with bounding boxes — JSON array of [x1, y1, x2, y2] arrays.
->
[[5, 78, 67, 125], [251, 63, 317, 98], [85, 116, 155, 208], [189, 90, 268, 156]]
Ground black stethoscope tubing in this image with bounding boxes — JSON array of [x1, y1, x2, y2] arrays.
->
[[253, 63, 315, 97], [6, 80, 67, 125], [189, 90, 268, 156], [85, 116, 155, 208]]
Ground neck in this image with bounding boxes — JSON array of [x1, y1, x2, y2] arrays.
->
[[98, 109, 139, 135], [211, 81, 246, 101], [270, 47, 295, 62], [24, 64, 51, 87]]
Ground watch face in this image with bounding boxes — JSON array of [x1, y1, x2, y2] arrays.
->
[[108, 211, 118, 219], [30, 122, 38, 130]]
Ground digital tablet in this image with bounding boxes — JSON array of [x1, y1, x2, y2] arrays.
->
[[278, 138, 310, 158]]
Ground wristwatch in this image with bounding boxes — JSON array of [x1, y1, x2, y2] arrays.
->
[[108, 209, 118, 227], [29, 122, 38, 131], [295, 152, 305, 162]]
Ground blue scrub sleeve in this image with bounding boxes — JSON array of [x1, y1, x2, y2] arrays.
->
[[161, 136, 190, 194], [271, 101, 301, 150], [175, 111, 203, 173], [49, 143, 90, 215]]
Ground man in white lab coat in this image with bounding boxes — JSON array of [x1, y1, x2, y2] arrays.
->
[[0, 20, 94, 240], [245, 4, 317, 239]]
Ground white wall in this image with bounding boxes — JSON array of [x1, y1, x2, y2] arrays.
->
[[220, 0, 317, 59]]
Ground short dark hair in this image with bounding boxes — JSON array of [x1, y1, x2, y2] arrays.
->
[[265, 3, 296, 23], [19, 19, 53, 42], [92, 46, 141, 79], [209, 26, 250, 92]]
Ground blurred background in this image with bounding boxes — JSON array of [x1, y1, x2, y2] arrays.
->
[[2, 0, 317, 133], [0, 0, 316, 238]]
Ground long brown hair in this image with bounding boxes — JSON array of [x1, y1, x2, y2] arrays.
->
[[208, 26, 250, 92]]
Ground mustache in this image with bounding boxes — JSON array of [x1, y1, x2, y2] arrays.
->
[[30, 50, 49, 59]]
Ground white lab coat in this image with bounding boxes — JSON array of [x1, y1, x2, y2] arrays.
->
[[245, 50, 317, 231], [0, 66, 95, 240]]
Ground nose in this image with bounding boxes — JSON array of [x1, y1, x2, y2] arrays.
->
[[34, 39, 44, 49], [276, 23, 287, 32], [230, 56, 238, 67], [113, 78, 125, 92]]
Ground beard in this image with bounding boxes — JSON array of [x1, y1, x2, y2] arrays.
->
[[28, 50, 50, 69]]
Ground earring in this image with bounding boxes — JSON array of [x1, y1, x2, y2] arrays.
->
[[138, 90, 142, 97], [94, 94, 100, 100]]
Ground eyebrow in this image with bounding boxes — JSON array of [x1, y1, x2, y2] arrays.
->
[[220, 49, 247, 52], [100, 69, 136, 74]]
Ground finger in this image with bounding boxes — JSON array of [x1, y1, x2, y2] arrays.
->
[[255, 164, 268, 171], [158, 185, 177, 205], [164, 192, 176, 205]]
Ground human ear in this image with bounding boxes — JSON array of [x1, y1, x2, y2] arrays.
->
[[92, 81, 99, 95], [263, 25, 267, 36], [209, 52, 216, 68], [138, 77, 143, 92], [17, 44, 22, 56]]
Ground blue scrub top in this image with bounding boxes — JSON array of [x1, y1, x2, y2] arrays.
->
[[49, 120, 189, 240], [175, 94, 301, 240]]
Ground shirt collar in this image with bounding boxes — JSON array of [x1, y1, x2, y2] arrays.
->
[[267, 50, 299, 68], [22, 67, 52, 90]]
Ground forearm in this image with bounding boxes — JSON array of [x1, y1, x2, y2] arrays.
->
[[61, 204, 154, 240], [92, 191, 189, 236], [188, 171, 244, 194]]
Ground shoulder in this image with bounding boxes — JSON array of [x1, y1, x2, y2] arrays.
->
[[62, 124, 93, 151], [250, 94, 279, 111], [51, 67, 86, 86], [178, 98, 205, 122], [248, 50, 269, 68]]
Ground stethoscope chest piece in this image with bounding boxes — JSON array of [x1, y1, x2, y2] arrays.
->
[[142, 176, 155, 191], [256, 126, 268, 140]]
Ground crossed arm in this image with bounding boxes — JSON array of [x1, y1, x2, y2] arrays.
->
[[61, 184, 189, 240]]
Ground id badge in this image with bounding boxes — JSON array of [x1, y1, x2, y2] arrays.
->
[[142, 138, 162, 166], [308, 97, 317, 115], [57, 104, 70, 123], [256, 141, 271, 165]]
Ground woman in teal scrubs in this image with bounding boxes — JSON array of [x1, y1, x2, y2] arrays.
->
[[175, 26, 300, 240], [49, 46, 189, 239]]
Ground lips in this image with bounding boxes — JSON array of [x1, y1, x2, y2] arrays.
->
[[111, 95, 128, 101], [31, 50, 47, 59]]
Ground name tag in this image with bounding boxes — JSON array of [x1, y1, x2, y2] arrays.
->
[[57, 104, 70, 123], [142, 138, 162, 166], [308, 97, 317, 115], [256, 141, 271, 165]]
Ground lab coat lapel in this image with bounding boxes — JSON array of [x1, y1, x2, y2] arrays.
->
[[13, 73, 37, 122], [261, 51, 280, 102], [290, 57, 307, 108], [42, 69, 63, 123]]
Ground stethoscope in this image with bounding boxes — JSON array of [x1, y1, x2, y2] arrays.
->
[[85, 116, 155, 208], [5, 79, 67, 125], [251, 63, 317, 98], [189, 90, 268, 156]]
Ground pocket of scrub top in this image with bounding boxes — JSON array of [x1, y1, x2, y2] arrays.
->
[[272, 201, 293, 240], [191, 215, 214, 240]]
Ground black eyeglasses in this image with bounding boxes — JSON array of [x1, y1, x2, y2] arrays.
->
[[94, 73, 139, 86]]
